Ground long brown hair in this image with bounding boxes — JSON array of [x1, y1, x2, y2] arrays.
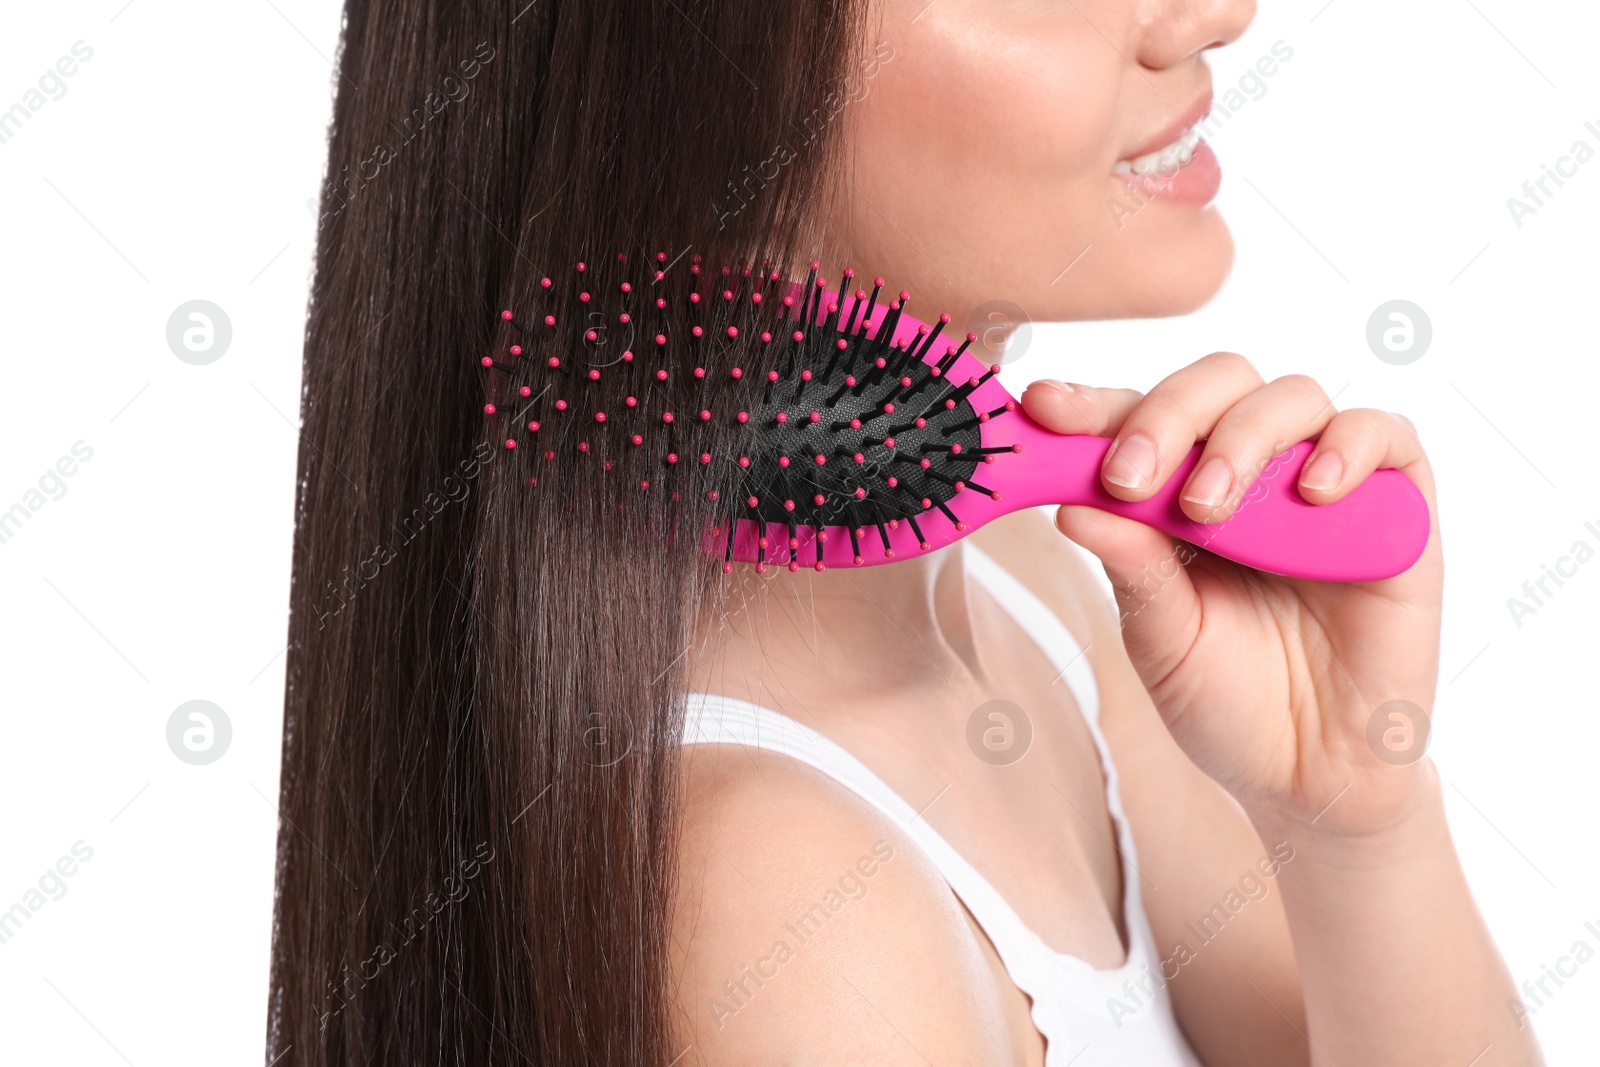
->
[[267, 1, 874, 1062]]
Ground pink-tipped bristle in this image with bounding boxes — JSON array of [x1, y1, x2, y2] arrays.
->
[[478, 255, 1020, 568]]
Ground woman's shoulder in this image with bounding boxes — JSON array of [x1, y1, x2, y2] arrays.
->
[[671, 743, 1017, 1064]]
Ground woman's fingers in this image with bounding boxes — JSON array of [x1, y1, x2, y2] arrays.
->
[[1022, 357, 1432, 533], [1175, 373, 1337, 523], [1018, 379, 1146, 437], [1089, 352, 1265, 501], [1053, 504, 1204, 693], [1294, 408, 1429, 505]]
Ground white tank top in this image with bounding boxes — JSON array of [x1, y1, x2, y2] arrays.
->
[[682, 544, 1202, 1066]]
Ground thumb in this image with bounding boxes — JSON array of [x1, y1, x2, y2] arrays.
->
[[1054, 503, 1205, 692]]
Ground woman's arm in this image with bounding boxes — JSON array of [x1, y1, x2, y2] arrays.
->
[[1255, 780, 1536, 1066], [1017, 357, 1544, 1067]]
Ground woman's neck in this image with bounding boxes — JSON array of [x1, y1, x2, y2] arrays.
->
[[689, 545, 991, 705]]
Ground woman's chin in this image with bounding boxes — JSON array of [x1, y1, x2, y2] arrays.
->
[[1126, 222, 1234, 318], [1091, 207, 1234, 320], [1015, 212, 1233, 323]]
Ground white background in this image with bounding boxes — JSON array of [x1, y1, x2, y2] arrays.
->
[[1, 1, 1596, 1063]]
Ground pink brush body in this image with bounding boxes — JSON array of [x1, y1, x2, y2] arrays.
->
[[713, 292, 1429, 582]]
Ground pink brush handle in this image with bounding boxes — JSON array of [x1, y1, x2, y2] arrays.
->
[[1000, 414, 1430, 582]]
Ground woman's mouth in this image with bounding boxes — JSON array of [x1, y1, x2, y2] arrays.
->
[[1111, 120, 1221, 208], [1114, 125, 1203, 177]]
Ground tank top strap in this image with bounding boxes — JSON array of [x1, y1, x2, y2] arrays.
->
[[961, 543, 1150, 945], [961, 544, 1101, 726]]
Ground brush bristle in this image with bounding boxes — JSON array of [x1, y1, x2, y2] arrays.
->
[[481, 255, 1016, 568]]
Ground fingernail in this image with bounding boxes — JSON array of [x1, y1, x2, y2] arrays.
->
[[1300, 451, 1343, 492], [1036, 379, 1074, 399], [1182, 457, 1233, 509], [1104, 433, 1158, 490]]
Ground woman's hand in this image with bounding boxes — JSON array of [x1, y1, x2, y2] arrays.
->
[[1020, 353, 1445, 838]]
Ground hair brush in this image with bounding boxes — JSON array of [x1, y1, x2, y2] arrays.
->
[[482, 257, 1429, 582]]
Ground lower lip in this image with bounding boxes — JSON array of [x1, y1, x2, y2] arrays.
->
[[1114, 140, 1221, 207]]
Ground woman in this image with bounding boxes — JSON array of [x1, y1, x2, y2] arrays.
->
[[268, 0, 1542, 1064]]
